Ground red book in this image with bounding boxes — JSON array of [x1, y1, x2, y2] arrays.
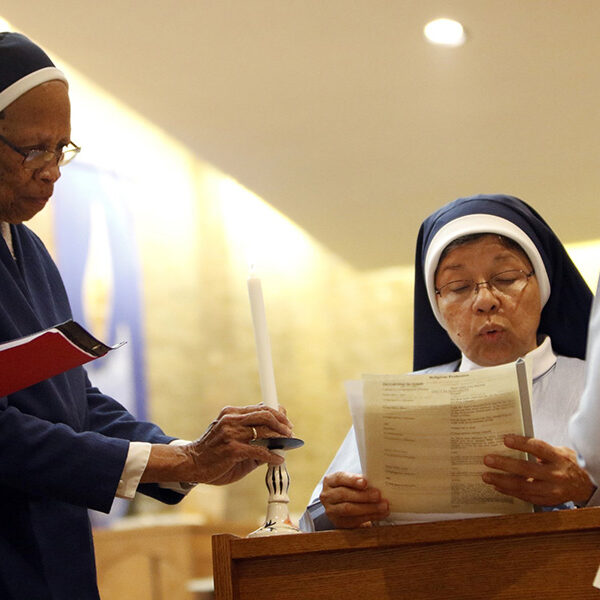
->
[[0, 320, 124, 397]]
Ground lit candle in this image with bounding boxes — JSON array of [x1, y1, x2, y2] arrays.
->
[[247, 267, 279, 409]]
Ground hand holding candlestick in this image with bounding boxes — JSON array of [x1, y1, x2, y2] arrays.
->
[[246, 268, 303, 536]]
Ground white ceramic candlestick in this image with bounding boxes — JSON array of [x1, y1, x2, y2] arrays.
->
[[247, 446, 301, 537], [246, 269, 303, 537]]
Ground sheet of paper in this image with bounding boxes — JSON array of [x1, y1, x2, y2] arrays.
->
[[345, 380, 366, 473], [593, 563, 600, 589], [361, 362, 533, 519]]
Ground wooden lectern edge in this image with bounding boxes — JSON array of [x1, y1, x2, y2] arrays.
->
[[212, 534, 236, 600], [212, 506, 600, 560]]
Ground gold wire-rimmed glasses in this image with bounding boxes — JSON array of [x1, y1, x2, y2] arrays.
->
[[0, 133, 80, 169], [435, 269, 535, 303]]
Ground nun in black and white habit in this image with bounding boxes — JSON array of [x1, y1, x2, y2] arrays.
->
[[301, 194, 597, 532]]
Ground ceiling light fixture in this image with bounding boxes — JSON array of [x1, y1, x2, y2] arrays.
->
[[424, 18, 466, 47]]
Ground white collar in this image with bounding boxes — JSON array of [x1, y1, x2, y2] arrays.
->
[[0, 222, 15, 259], [459, 336, 556, 380]]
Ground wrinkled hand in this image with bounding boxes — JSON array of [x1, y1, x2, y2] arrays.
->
[[481, 434, 596, 506], [320, 471, 389, 529], [184, 404, 293, 485]]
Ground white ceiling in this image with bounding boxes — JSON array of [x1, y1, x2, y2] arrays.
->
[[2, 1, 599, 269]]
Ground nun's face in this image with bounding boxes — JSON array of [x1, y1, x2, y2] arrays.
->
[[435, 235, 541, 366], [0, 81, 70, 223]]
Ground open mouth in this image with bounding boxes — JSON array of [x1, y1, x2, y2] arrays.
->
[[479, 325, 504, 340]]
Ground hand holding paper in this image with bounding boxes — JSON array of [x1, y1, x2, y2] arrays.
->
[[482, 434, 596, 506], [320, 472, 389, 529]]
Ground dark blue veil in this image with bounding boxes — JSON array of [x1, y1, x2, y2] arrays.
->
[[413, 194, 593, 370]]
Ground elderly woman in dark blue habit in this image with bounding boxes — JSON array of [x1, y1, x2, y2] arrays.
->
[[0, 32, 293, 599], [301, 194, 597, 531]]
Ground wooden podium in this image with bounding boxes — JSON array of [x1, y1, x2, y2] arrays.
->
[[212, 507, 600, 599]]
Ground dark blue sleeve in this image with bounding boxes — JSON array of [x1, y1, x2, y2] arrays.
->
[[0, 395, 129, 513], [84, 373, 187, 505], [84, 373, 175, 444]]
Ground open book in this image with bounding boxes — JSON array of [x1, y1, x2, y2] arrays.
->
[[0, 320, 124, 397], [346, 359, 534, 524]]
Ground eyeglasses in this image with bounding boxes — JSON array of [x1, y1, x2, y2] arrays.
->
[[435, 269, 535, 303], [0, 133, 81, 169]]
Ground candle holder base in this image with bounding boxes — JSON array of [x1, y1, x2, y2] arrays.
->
[[247, 438, 304, 538], [249, 436, 304, 450], [246, 509, 302, 537]]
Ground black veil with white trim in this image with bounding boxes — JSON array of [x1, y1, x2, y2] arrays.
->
[[413, 194, 593, 371]]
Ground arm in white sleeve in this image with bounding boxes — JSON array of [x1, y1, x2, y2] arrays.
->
[[570, 279, 600, 489], [299, 427, 362, 532]]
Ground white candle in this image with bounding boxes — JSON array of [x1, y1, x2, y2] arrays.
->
[[247, 269, 279, 409]]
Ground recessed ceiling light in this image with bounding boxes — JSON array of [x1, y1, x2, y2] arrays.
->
[[424, 18, 466, 47]]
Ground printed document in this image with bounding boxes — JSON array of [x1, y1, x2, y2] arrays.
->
[[346, 360, 534, 523]]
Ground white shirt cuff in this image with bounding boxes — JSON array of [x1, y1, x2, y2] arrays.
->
[[116, 439, 197, 500], [116, 441, 151, 499]]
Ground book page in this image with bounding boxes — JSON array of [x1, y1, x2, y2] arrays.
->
[[363, 362, 533, 519]]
